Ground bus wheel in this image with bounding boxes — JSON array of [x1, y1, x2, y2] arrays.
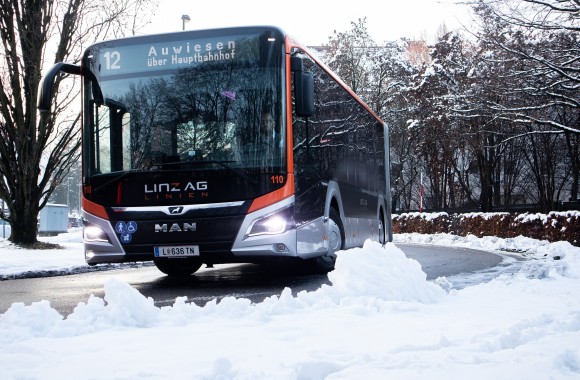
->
[[307, 208, 343, 273], [153, 257, 202, 277], [378, 210, 386, 245]]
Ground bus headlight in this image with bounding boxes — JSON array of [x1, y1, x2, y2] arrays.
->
[[250, 215, 286, 236], [84, 226, 109, 243], [246, 207, 294, 237]]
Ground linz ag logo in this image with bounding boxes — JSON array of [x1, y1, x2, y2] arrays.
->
[[144, 181, 208, 201]]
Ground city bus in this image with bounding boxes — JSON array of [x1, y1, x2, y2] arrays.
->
[[38, 26, 392, 276]]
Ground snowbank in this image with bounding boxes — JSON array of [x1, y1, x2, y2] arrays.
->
[[0, 236, 579, 379]]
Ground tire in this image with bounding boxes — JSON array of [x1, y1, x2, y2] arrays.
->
[[307, 207, 344, 273], [153, 257, 202, 277], [378, 210, 386, 245]]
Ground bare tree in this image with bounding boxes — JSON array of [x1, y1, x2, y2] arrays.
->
[[0, 0, 154, 246], [469, 0, 580, 205], [318, 7, 579, 213], [473, 0, 579, 134], [406, 32, 481, 210], [324, 18, 376, 94]]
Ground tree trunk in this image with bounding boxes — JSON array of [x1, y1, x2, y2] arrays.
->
[[8, 196, 40, 244], [9, 218, 39, 244], [478, 152, 493, 212], [565, 131, 579, 201]]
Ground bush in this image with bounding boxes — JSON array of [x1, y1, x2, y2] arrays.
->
[[392, 211, 580, 246]]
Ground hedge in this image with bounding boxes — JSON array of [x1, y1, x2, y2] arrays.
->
[[392, 211, 580, 247]]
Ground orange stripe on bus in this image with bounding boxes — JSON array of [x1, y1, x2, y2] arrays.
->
[[82, 196, 109, 220], [248, 174, 295, 213]]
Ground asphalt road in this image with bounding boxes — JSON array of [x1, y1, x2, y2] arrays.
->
[[0, 243, 503, 316]]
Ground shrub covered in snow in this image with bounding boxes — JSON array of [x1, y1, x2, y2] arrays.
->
[[393, 211, 580, 246]]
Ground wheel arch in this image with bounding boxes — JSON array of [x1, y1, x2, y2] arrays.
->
[[324, 180, 344, 222]]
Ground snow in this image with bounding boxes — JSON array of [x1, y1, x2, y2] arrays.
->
[[516, 210, 580, 224], [1, 231, 579, 379]]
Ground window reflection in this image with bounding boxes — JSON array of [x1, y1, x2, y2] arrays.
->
[[88, 40, 284, 176]]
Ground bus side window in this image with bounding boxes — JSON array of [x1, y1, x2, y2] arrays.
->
[[93, 100, 130, 173], [94, 105, 111, 174], [106, 99, 128, 172]]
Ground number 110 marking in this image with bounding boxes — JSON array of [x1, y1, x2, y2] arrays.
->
[[271, 175, 284, 184]]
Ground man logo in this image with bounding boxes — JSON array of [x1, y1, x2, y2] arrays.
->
[[155, 223, 196, 233], [168, 206, 184, 215]]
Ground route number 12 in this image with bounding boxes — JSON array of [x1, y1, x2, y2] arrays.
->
[[103, 51, 121, 70]]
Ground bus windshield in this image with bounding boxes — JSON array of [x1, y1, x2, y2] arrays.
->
[[83, 31, 285, 177]]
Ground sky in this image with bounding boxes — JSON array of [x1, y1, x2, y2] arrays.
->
[[140, 0, 472, 45], [1, 230, 579, 379]]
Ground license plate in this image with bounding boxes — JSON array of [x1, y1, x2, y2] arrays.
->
[[154, 245, 200, 257]]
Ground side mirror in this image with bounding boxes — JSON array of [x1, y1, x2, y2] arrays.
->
[[291, 57, 314, 117], [37, 63, 81, 112], [295, 72, 314, 117], [37, 62, 104, 112]]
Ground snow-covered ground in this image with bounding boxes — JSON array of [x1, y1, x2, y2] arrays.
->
[[0, 231, 579, 379]]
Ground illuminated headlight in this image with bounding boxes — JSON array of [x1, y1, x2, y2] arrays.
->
[[247, 207, 294, 237], [250, 215, 286, 236], [84, 226, 109, 243]]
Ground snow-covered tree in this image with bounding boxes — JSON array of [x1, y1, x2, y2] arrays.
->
[[318, 6, 578, 213], [407, 32, 481, 210], [470, 0, 580, 209]]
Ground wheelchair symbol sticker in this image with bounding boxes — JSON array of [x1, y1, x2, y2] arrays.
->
[[127, 221, 137, 233]]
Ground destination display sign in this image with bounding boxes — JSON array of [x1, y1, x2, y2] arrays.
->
[[96, 34, 259, 79]]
